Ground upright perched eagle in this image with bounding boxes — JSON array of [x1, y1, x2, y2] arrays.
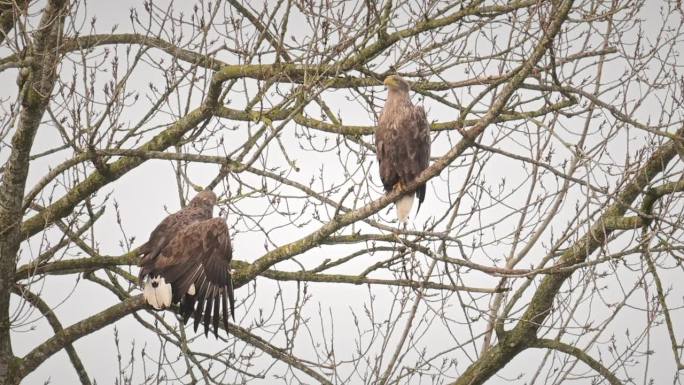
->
[[376, 75, 431, 223], [138, 190, 235, 337]]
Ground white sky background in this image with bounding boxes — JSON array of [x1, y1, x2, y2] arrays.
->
[[1, 0, 683, 384]]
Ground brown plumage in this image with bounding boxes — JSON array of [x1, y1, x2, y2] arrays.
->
[[376, 75, 431, 223], [138, 190, 235, 337]]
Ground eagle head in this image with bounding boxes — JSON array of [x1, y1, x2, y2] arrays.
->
[[189, 190, 218, 208], [383, 75, 409, 93]]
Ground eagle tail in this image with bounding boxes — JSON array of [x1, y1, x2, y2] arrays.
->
[[415, 199, 423, 216], [180, 294, 196, 325], [415, 184, 426, 215], [143, 275, 172, 310], [227, 276, 235, 320], [396, 194, 414, 223]]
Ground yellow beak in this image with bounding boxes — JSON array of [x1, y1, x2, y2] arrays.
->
[[383, 76, 397, 87]]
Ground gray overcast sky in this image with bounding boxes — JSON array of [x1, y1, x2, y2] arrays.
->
[[3, 0, 683, 384]]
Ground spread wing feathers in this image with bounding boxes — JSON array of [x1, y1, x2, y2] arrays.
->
[[153, 218, 235, 337], [138, 206, 211, 284], [376, 101, 431, 211]]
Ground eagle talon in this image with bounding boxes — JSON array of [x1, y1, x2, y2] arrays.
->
[[393, 181, 405, 193]]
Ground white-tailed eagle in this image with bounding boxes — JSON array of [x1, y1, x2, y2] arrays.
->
[[138, 190, 235, 337], [376, 75, 431, 223]]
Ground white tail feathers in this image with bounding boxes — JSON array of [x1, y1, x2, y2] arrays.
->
[[143, 276, 172, 310], [396, 194, 415, 224]]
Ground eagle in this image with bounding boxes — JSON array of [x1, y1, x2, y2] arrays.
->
[[376, 75, 431, 223], [138, 190, 235, 337]]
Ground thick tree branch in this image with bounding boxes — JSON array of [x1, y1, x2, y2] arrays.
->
[[15, 252, 501, 293], [0, 0, 29, 46], [0, 0, 70, 380], [15, 253, 137, 279], [253, 267, 502, 293]]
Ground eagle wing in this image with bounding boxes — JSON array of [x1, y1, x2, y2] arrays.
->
[[137, 206, 210, 284], [407, 105, 430, 205], [153, 218, 234, 337], [376, 110, 400, 192]]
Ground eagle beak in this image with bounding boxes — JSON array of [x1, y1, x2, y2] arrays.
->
[[383, 76, 396, 88]]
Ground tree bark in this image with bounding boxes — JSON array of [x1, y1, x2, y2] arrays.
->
[[0, 0, 68, 382]]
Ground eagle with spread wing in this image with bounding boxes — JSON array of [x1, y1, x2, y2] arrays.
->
[[138, 190, 235, 337], [376, 75, 431, 223]]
